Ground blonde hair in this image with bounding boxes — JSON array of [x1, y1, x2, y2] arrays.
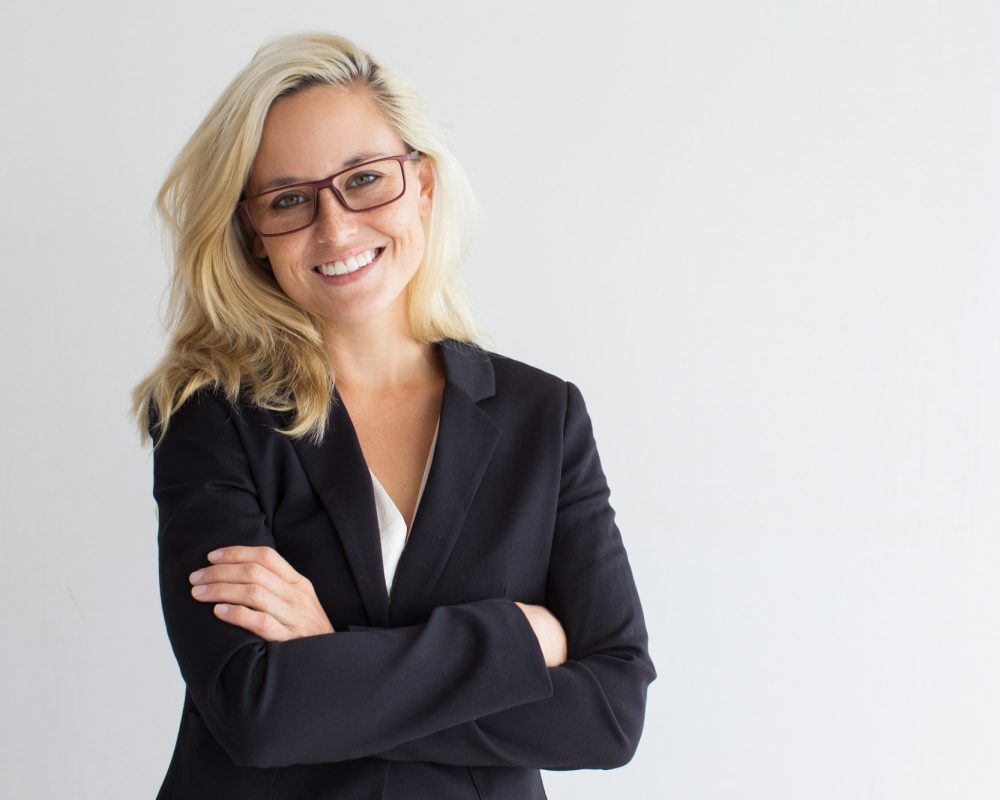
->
[[132, 31, 488, 446]]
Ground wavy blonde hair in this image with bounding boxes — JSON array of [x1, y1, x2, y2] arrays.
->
[[132, 32, 487, 447]]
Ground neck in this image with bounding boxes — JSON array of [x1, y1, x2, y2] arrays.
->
[[322, 296, 441, 393]]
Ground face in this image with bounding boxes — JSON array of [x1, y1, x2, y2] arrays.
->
[[246, 84, 433, 334]]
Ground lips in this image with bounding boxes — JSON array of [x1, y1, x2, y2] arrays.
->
[[313, 247, 384, 277]]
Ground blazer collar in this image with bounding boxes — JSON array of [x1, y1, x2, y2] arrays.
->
[[437, 338, 496, 402], [290, 339, 501, 628]]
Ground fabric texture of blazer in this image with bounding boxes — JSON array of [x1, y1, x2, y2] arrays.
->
[[151, 338, 656, 800]]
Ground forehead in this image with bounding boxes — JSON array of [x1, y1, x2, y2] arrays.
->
[[249, 84, 403, 190]]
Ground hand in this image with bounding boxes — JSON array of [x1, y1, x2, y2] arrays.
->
[[189, 546, 335, 642], [514, 602, 568, 668]]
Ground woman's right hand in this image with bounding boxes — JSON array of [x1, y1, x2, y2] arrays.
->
[[514, 602, 568, 667]]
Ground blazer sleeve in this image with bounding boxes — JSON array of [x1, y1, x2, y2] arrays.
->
[[367, 380, 657, 769], [152, 389, 554, 769]]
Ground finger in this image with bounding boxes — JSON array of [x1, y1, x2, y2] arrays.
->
[[206, 546, 303, 584], [212, 603, 291, 642], [190, 562, 297, 603], [192, 580, 293, 621]]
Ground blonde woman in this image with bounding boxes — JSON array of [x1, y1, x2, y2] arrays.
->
[[134, 31, 655, 800]]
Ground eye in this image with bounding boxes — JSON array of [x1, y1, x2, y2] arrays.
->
[[346, 171, 381, 189], [270, 191, 310, 211]]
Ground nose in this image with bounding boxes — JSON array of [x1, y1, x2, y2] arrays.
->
[[313, 185, 358, 242]]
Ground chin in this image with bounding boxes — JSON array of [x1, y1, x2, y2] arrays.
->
[[323, 297, 408, 331]]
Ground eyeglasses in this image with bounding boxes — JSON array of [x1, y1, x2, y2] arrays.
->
[[238, 151, 421, 237]]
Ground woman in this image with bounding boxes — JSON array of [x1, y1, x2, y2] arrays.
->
[[134, 31, 655, 800]]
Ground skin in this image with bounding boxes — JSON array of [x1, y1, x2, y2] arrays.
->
[[188, 84, 568, 668]]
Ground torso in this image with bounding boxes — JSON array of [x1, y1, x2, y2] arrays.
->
[[337, 364, 445, 533]]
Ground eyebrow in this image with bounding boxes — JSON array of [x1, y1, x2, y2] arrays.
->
[[256, 151, 389, 192]]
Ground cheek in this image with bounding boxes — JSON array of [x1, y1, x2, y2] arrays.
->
[[386, 205, 426, 251], [267, 251, 311, 299], [395, 225, 426, 273], [262, 239, 305, 274]]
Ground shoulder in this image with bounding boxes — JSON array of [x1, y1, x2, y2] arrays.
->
[[442, 340, 566, 393], [442, 339, 564, 395], [488, 349, 566, 395], [151, 382, 277, 454], [454, 345, 603, 477], [443, 340, 582, 424], [160, 384, 247, 429]]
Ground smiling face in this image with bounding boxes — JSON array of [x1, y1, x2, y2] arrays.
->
[[246, 83, 433, 334]]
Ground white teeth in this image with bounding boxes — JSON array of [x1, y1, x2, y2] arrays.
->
[[318, 248, 379, 277]]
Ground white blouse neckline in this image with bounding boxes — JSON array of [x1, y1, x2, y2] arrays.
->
[[369, 416, 441, 593]]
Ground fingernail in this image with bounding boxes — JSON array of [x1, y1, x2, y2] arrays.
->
[[192, 585, 208, 597], [215, 604, 229, 615], [207, 550, 223, 562], [189, 570, 204, 583]]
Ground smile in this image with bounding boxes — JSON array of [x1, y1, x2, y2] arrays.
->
[[313, 247, 384, 277]]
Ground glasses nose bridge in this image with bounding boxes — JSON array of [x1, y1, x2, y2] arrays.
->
[[316, 177, 349, 211], [311, 179, 356, 236]]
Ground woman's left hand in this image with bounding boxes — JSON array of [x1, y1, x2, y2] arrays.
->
[[189, 546, 335, 642]]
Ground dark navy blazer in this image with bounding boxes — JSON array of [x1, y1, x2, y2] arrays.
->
[[151, 339, 656, 799]]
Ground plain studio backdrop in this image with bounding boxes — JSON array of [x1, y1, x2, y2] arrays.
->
[[1, 1, 997, 798]]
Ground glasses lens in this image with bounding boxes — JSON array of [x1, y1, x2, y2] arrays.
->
[[247, 186, 316, 236], [334, 159, 406, 211]]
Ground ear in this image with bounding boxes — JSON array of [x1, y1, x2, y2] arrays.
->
[[416, 157, 435, 217]]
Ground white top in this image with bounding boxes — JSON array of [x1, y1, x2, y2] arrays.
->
[[369, 417, 441, 593]]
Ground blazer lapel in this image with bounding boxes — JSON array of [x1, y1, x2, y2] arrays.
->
[[290, 388, 390, 627], [388, 341, 501, 625], [289, 339, 500, 629]]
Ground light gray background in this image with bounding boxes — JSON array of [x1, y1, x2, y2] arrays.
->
[[1, 1, 997, 798]]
